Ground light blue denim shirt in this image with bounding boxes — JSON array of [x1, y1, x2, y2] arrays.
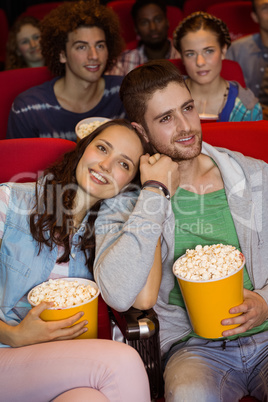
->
[[0, 181, 93, 346]]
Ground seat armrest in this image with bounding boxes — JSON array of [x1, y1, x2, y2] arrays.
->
[[109, 307, 164, 399]]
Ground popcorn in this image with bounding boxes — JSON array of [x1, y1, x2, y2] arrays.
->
[[173, 244, 244, 281], [77, 120, 109, 139], [28, 279, 97, 308]]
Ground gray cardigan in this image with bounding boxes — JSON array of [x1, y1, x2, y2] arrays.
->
[[94, 142, 268, 356]]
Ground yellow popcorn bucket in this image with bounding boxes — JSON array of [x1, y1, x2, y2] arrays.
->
[[28, 278, 100, 339], [173, 254, 245, 338]]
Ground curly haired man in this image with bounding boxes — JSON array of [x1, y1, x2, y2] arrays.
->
[[7, 0, 126, 141]]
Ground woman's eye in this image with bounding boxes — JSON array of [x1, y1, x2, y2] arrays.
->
[[185, 52, 194, 58], [33, 34, 40, 41], [97, 145, 106, 152], [120, 161, 129, 170], [205, 48, 214, 54]]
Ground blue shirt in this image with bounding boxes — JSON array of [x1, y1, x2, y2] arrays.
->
[[6, 75, 126, 142]]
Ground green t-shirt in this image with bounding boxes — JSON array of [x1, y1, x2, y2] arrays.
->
[[170, 187, 268, 341]]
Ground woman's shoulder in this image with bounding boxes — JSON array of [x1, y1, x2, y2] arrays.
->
[[230, 81, 261, 109]]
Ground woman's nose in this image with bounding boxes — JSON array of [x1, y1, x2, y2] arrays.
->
[[29, 39, 37, 48], [196, 53, 205, 67], [99, 157, 112, 172]]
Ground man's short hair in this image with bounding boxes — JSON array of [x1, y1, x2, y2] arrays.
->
[[120, 59, 187, 130], [131, 0, 167, 23], [40, 0, 124, 76]]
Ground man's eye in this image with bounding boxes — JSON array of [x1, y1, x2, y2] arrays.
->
[[160, 115, 170, 123], [120, 161, 129, 170], [96, 43, 105, 50], [184, 105, 194, 112]]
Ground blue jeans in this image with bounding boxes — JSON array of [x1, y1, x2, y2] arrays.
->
[[164, 331, 268, 402]]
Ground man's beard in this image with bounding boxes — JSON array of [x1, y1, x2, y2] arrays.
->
[[148, 130, 203, 162], [143, 37, 168, 50]]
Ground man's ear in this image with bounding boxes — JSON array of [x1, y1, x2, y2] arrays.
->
[[131, 122, 149, 142], [251, 11, 259, 24], [59, 50, 67, 64]]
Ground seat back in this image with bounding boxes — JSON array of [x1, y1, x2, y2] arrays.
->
[[0, 138, 76, 183], [0, 8, 9, 67], [183, 0, 238, 17], [108, 1, 184, 46], [107, 0, 136, 44], [0, 66, 54, 140], [0, 136, 112, 339], [207, 1, 259, 41], [202, 120, 268, 162], [20, 2, 62, 20], [169, 58, 246, 87]]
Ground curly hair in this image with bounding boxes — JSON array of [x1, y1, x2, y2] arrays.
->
[[173, 11, 231, 54], [40, 0, 125, 76], [30, 119, 153, 274], [5, 16, 41, 70]]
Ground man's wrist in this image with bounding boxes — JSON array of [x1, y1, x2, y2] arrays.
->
[[141, 180, 171, 200]]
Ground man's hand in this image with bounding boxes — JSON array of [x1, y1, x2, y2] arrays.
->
[[221, 289, 268, 337], [140, 153, 180, 197]]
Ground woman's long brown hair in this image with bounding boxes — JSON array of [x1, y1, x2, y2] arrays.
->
[[30, 119, 153, 274]]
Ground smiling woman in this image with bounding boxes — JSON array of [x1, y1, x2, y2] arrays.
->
[[173, 12, 263, 122], [0, 119, 153, 402], [5, 15, 44, 70]]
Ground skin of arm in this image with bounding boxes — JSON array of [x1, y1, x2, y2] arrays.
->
[[132, 237, 162, 310], [221, 288, 268, 337], [0, 302, 88, 348]]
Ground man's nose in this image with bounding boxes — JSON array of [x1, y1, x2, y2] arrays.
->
[[149, 20, 157, 30], [88, 46, 98, 59], [176, 115, 191, 133]]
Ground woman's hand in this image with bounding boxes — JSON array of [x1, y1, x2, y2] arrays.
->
[[140, 153, 180, 197], [221, 289, 268, 337], [10, 302, 88, 347]]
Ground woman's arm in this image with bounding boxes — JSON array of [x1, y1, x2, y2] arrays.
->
[[0, 303, 88, 347]]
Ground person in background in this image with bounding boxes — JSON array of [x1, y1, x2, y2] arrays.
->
[[0, 119, 153, 402], [259, 65, 268, 118], [173, 11, 262, 122], [6, 0, 126, 142], [106, 0, 180, 76], [226, 0, 268, 100], [5, 15, 44, 70], [93, 60, 268, 401]]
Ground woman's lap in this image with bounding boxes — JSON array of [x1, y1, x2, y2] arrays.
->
[[0, 339, 150, 402]]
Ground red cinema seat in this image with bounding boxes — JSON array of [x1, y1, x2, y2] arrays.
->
[[0, 66, 54, 140], [207, 1, 259, 41]]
